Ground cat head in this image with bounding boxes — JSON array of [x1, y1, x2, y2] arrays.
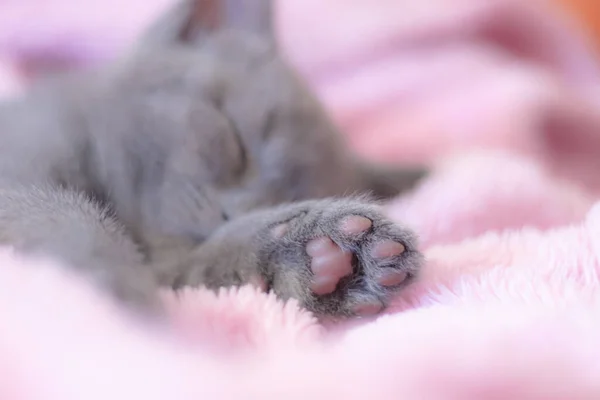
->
[[134, 0, 351, 213]]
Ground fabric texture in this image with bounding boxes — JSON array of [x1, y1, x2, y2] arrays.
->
[[1, 0, 600, 398]]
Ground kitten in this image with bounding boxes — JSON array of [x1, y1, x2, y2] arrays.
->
[[0, 0, 425, 318]]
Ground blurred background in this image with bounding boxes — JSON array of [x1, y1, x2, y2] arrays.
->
[[1, 0, 600, 189], [560, 0, 600, 51]]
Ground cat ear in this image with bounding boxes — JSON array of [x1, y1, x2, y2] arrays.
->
[[219, 0, 274, 39], [140, 0, 275, 46]]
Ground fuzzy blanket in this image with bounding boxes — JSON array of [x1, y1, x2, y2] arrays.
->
[[3, 0, 600, 398]]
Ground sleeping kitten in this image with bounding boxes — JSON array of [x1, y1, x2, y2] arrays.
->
[[0, 0, 425, 318]]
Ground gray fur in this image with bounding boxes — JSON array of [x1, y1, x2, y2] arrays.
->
[[0, 0, 426, 318], [176, 196, 422, 317]]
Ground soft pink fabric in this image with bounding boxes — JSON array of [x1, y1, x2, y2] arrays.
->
[[2, 155, 600, 399], [3, 0, 600, 398]]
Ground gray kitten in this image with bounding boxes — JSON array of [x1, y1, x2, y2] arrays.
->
[[0, 0, 425, 318]]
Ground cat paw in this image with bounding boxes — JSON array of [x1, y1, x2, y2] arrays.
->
[[264, 199, 422, 318]]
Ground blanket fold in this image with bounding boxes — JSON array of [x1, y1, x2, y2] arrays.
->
[[2, 0, 600, 398]]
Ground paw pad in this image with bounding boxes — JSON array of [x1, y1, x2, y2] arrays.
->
[[307, 237, 352, 295], [266, 204, 421, 318], [339, 215, 372, 235], [371, 240, 405, 259]]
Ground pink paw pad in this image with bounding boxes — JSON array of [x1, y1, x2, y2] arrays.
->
[[339, 215, 372, 235], [371, 241, 405, 259], [377, 270, 408, 286], [306, 237, 353, 295], [271, 223, 289, 239], [353, 302, 384, 316]]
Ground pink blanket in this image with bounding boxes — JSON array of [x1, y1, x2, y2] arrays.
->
[[3, 0, 600, 398]]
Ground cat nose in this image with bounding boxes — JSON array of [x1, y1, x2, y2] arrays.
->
[[221, 211, 230, 221]]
